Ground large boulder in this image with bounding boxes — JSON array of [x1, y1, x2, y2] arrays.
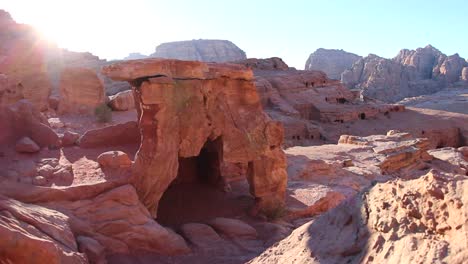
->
[[102, 59, 288, 217], [78, 121, 140, 148], [58, 67, 106, 114], [0, 99, 59, 148], [150, 39, 247, 62], [108, 89, 134, 111]]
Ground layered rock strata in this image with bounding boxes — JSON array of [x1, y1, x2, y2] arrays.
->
[[102, 59, 288, 217]]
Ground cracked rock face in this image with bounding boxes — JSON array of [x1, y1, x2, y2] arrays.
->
[[102, 59, 288, 217]]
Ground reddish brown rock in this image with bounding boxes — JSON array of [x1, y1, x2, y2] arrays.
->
[[78, 121, 140, 148], [61, 130, 80, 146], [108, 89, 134, 111], [102, 58, 287, 217], [250, 169, 467, 264], [0, 195, 87, 263], [97, 151, 132, 168], [58, 67, 106, 114], [248, 61, 403, 146], [0, 99, 59, 148], [208, 217, 257, 239], [15, 137, 40, 153], [235, 57, 289, 71], [0, 12, 52, 111]]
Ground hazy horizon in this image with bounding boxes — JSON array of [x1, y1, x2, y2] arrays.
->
[[3, 0, 468, 69]]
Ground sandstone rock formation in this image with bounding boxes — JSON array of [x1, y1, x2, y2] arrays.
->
[[305, 48, 361, 79], [251, 132, 468, 264], [398, 88, 468, 115], [0, 11, 52, 111], [78, 121, 140, 148], [235, 58, 404, 147], [102, 58, 287, 217], [108, 89, 134, 111], [235, 57, 289, 71], [150, 39, 247, 62], [58, 67, 106, 114], [0, 99, 59, 148], [341, 45, 468, 102]]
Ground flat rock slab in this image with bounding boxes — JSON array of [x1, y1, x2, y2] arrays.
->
[[208, 217, 257, 239]]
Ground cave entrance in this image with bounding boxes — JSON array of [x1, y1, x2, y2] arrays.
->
[[157, 137, 254, 227], [360, 113, 366, 120]]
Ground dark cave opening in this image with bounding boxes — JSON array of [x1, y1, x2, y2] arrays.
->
[[157, 138, 254, 227]]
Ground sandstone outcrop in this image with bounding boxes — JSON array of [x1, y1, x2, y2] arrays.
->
[[240, 58, 404, 146], [102, 58, 287, 217], [235, 57, 289, 71], [58, 67, 106, 114], [150, 39, 247, 62], [78, 121, 140, 148], [252, 130, 468, 264], [108, 89, 134, 111], [305, 48, 361, 80], [341, 45, 468, 102], [15, 137, 40, 153], [0, 11, 52, 111], [0, 99, 59, 148]]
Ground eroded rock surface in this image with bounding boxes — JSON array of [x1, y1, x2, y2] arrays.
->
[[341, 45, 468, 102], [250, 168, 467, 264], [58, 67, 106, 114], [102, 58, 288, 217], [305, 48, 361, 80], [151, 39, 247, 62]]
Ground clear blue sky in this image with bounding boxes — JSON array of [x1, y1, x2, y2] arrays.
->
[[3, 0, 467, 69]]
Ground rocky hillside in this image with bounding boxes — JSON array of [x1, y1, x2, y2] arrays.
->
[[150, 39, 247, 62], [341, 45, 468, 102], [305, 48, 361, 80]]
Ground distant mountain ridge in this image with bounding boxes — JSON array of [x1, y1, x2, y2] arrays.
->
[[123, 39, 247, 63], [306, 45, 468, 102]]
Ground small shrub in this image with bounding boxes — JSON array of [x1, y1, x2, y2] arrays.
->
[[262, 205, 287, 221], [94, 103, 112, 123]]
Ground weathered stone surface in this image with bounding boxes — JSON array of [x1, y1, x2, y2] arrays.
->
[[108, 90, 134, 111], [102, 59, 287, 217], [0, 195, 87, 263], [208, 217, 257, 239], [78, 121, 140, 148], [342, 45, 468, 102], [462, 67, 468, 81], [61, 130, 80, 146], [46, 184, 191, 255], [15, 136, 40, 153], [305, 48, 361, 80], [0, 100, 60, 148], [101, 58, 253, 82], [248, 62, 404, 146], [97, 151, 132, 168], [250, 169, 467, 264], [235, 57, 289, 71], [58, 67, 106, 114], [151, 39, 246, 62], [0, 12, 52, 111], [76, 236, 107, 264], [180, 223, 223, 248], [398, 88, 468, 115]]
